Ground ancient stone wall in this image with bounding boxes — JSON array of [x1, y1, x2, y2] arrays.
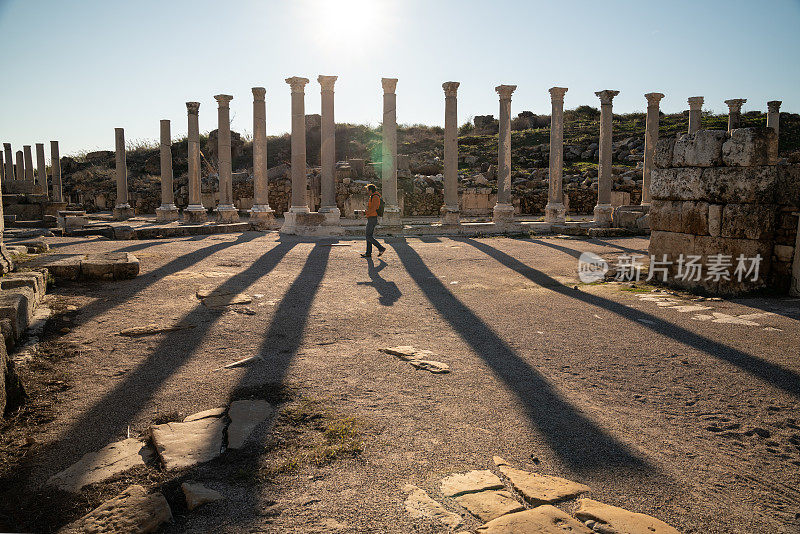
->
[[649, 127, 799, 295]]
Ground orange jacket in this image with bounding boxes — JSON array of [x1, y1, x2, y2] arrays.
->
[[366, 192, 381, 217]]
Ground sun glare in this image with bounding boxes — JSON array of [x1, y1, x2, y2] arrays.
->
[[304, 0, 389, 53]]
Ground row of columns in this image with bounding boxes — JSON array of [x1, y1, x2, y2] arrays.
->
[[0, 141, 62, 201]]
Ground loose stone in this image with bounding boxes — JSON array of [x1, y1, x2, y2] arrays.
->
[[150, 417, 225, 469], [47, 438, 153, 493], [227, 399, 274, 449], [403, 484, 464, 530], [181, 482, 224, 511], [440, 469, 505, 497], [476, 505, 592, 533], [574, 498, 681, 534], [59, 484, 172, 534], [494, 456, 589, 505], [454, 489, 524, 522]]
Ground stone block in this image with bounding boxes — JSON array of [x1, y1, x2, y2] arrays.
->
[[653, 137, 676, 169], [701, 165, 779, 204], [775, 244, 794, 263], [0, 288, 35, 339], [721, 203, 775, 240], [150, 416, 225, 470], [0, 271, 46, 303], [672, 130, 728, 167], [59, 485, 172, 534], [650, 167, 704, 201], [181, 482, 224, 511], [82, 252, 140, 280], [776, 165, 800, 209], [722, 127, 778, 167], [42, 256, 81, 281], [708, 204, 722, 237], [227, 399, 274, 449], [648, 200, 682, 233], [681, 201, 709, 235]]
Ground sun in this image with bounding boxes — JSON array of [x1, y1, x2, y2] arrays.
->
[[302, 0, 390, 52]]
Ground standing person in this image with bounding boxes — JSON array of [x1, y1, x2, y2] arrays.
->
[[362, 184, 386, 258]]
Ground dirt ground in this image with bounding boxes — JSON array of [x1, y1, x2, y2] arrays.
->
[[1, 232, 799, 533]]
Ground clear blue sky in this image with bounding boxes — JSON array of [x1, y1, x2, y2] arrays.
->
[[1, 0, 798, 159]]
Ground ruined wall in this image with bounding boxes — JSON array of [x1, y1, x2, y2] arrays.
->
[[649, 127, 799, 295]]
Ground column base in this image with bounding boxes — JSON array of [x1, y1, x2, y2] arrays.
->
[[280, 211, 343, 236], [380, 205, 403, 229], [113, 204, 134, 221], [155, 204, 179, 222], [492, 203, 515, 225], [593, 203, 614, 227], [288, 205, 311, 214], [440, 206, 460, 226], [216, 205, 240, 223], [544, 202, 566, 224], [249, 206, 276, 230], [182, 205, 207, 224], [319, 206, 342, 226]]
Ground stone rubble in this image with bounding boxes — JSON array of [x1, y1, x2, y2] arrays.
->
[[58, 484, 172, 534], [181, 482, 224, 511], [381, 346, 451, 373]]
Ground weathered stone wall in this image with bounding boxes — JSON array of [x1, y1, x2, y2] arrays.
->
[[649, 127, 799, 295]]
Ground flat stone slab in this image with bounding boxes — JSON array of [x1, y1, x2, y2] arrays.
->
[[47, 438, 153, 493], [196, 289, 252, 308], [183, 406, 227, 422], [59, 484, 172, 534], [454, 490, 524, 522], [494, 456, 589, 505], [181, 482, 224, 511], [476, 506, 592, 533], [227, 399, 274, 449], [150, 416, 225, 469], [574, 498, 681, 534], [42, 252, 139, 281], [381, 346, 451, 374], [441, 470, 505, 497], [403, 484, 464, 530]]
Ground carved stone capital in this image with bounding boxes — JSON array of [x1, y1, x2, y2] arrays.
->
[[724, 98, 746, 113], [214, 94, 233, 107], [549, 87, 568, 102], [252, 87, 266, 101], [645, 92, 665, 106], [186, 101, 200, 114], [318, 75, 338, 92], [687, 96, 704, 110], [442, 81, 460, 97], [382, 77, 398, 94], [285, 77, 310, 93], [495, 84, 517, 100], [595, 90, 620, 105], [767, 100, 782, 113]]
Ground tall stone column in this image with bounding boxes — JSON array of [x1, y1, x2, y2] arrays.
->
[[687, 96, 704, 134], [23, 146, 34, 186], [35, 143, 48, 197], [381, 77, 402, 228], [249, 87, 275, 229], [318, 75, 341, 225], [0, 150, 11, 273], [214, 94, 238, 223], [642, 92, 664, 206], [594, 90, 619, 226], [183, 102, 206, 223], [2, 144, 13, 182], [441, 81, 460, 226], [15, 151, 24, 185], [50, 141, 63, 203], [545, 86, 568, 223], [286, 77, 310, 213], [156, 119, 179, 222], [493, 84, 517, 224], [725, 99, 746, 131], [113, 128, 133, 219], [767, 100, 782, 138]]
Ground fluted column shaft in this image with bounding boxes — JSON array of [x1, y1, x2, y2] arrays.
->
[[767, 100, 782, 138], [159, 120, 175, 207], [594, 90, 619, 226], [50, 141, 63, 202], [545, 87, 568, 223], [214, 94, 234, 209], [381, 78, 399, 210], [642, 92, 664, 205], [442, 81, 460, 214], [35, 143, 48, 197], [185, 102, 203, 209], [319, 76, 338, 213], [496, 85, 516, 205], [251, 87, 270, 210], [3, 144, 13, 182], [725, 98, 746, 131], [114, 128, 129, 208], [688, 96, 703, 134], [286, 77, 310, 211], [23, 146, 34, 182]]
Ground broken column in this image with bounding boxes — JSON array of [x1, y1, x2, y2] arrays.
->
[[50, 141, 63, 203], [318, 75, 341, 226], [23, 145, 34, 185], [594, 89, 619, 226], [642, 92, 665, 205], [156, 120, 179, 222], [441, 81, 460, 226], [725, 99, 747, 131], [249, 87, 275, 229], [35, 143, 48, 197], [214, 94, 238, 223], [3, 144, 13, 181], [767, 100, 782, 138], [545, 86, 568, 223], [381, 78, 402, 228], [113, 128, 133, 219], [183, 102, 206, 223], [493, 84, 517, 225], [687, 96, 703, 134]]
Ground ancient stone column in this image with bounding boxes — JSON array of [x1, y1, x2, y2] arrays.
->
[[249, 87, 274, 229], [15, 151, 24, 185], [0, 149, 4, 182], [381, 77, 402, 227], [50, 141, 63, 203], [441, 81, 460, 226], [35, 143, 48, 197], [23, 145, 34, 185], [594, 90, 619, 226], [0, 150, 10, 273], [2, 144, 12, 182], [214, 94, 238, 223], [318, 76, 341, 224], [725, 99, 747, 131], [286, 77, 310, 213], [545, 87, 568, 223], [642, 92, 664, 206], [113, 128, 132, 219], [687, 96, 704, 134], [767, 100, 782, 138], [493, 84, 517, 224], [183, 102, 206, 223], [156, 119, 179, 222]]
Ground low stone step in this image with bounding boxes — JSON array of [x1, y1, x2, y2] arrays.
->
[[42, 252, 139, 281]]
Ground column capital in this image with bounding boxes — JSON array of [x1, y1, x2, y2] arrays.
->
[[549, 86, 568, 102], [724, 98, 746, 112], [318, 75, 338, 91], [186, 101, 200, 114], [595, 90, 620, 105], [767, 100, 782, 112], [495, 84, 517, 100], [382, 77, 398, 94], [645, 92, 665, 105], [687, 96, 704, 109], [285, 76, 310, 93], [252, 87, 266, 100], [442, 81, 460, 97], [214, 94, 233, 107]]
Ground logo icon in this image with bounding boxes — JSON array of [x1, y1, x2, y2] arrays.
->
[[578, 252, 608, 283]]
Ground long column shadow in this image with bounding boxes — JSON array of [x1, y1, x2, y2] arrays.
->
[[461, 238, 800, 399], [389, 239, 652, 474]]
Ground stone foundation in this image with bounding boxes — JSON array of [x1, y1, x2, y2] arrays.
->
[[280, 211, 342, 236]]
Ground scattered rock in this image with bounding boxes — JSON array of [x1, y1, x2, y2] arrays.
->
[[196, 289, 252, 308], [409, 360, 450, 373], [441, 470, 505, 498], [217, 355, 263, 370], [59, 484, 172, 534], [381, 346, 451, 374], [476, 505, 592, 533], [454, 490, 524, 522], [47, 438, 153, 493], [150, 417, 225, 469], [574, 498, 680, 534], [183, 407, 227, 422], [403, 484, 464, 530], [227, 399, 274, 449], [494, 456, 589, 505], [181, 482, 224, 511]]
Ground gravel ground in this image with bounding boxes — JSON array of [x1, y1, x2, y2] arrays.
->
[[1, 232, 799, 533]]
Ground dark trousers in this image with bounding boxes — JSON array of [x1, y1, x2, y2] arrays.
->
[[366, 216, 384, 255]]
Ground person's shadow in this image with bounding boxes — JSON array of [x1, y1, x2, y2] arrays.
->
[[358, 257, 401, 306]]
